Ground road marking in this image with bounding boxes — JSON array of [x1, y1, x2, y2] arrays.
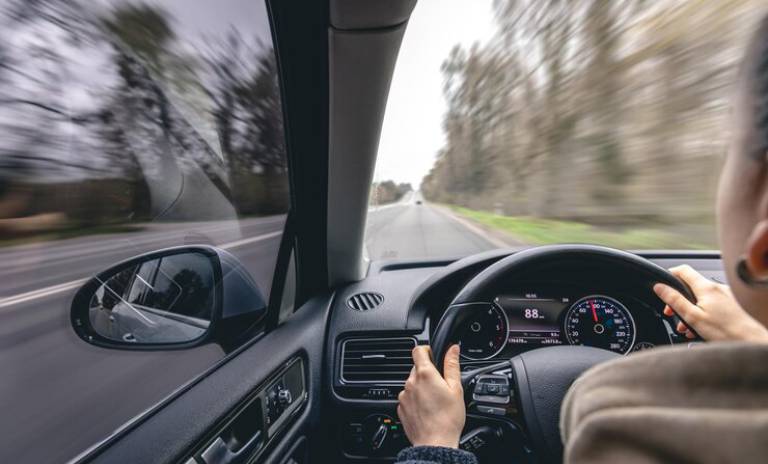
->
[[0, 230, 283, 309], [0, 279, 89, 309], [219, 231, 282, 250], [431, 205, 511, 248]]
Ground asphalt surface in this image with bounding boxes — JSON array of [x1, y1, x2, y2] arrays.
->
[[365, 195, 500, 260], [1, 199, 499, 463]]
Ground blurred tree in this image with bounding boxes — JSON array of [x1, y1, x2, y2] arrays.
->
[[102, 4, 175, 73], [372, 181, 413, 205], [422, 0, 762, 240]]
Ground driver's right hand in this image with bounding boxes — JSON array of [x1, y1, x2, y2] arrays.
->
[[654, 265, 768, 342], [397, 345, 465, 449]]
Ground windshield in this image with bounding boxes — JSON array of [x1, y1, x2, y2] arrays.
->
[[366, 0, 762, 260]]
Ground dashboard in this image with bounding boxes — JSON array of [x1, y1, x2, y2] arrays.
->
[[326, 249, 724, 461]]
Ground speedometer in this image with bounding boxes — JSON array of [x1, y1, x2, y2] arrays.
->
[[458, 303, 508, 360], [564, 296, 636, 354]]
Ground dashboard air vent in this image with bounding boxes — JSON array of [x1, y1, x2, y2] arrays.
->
[[346, 292, 384, 311], [341, 338, 416, 384]]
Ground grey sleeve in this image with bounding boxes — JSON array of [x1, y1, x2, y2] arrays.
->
[[395, 446, 478, 464]]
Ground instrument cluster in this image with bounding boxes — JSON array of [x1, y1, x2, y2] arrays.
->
[[457, 288, 672, 361]]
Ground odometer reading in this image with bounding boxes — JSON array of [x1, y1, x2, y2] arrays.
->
[[564, 296, 636, 354], [459, 303, 508, 360]]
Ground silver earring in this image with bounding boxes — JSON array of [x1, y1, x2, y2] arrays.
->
[[737, 257, 768, 288]]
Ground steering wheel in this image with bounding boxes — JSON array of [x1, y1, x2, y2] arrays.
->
[[430, 245, 697, 463]]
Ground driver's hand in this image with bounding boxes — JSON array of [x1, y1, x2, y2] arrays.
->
[[397, 345, 465, 449], [653, 265, 768, 342]]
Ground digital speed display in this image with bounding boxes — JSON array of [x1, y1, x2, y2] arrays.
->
[[494, 295, 566, 349]]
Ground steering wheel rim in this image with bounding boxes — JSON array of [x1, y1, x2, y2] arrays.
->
[[430, 244, 698, 463], [432, 244, 697, 370]]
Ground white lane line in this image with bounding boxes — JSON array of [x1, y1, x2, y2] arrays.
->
[[0, 279, 88, 309], [0, 230, 283, 310], [430, 204, 510, 249], [219, 231, 282, 250]]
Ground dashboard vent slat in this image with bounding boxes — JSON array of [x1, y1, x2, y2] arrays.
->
[[346, 292, 384, 311], [341, 337, 416, 384]]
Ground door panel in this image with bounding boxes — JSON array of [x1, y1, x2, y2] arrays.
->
[[84, 294, 332, 463]]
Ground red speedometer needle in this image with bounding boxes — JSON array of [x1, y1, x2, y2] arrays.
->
[[589, 300, 598, 322]]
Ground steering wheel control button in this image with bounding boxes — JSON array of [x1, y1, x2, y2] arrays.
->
[[473, 374, 511, 405], [476, 405, 506, 416], [461, 434, 487, 453]]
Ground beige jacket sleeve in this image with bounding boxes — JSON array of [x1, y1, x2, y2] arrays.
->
[[560, 342, 768, 464]]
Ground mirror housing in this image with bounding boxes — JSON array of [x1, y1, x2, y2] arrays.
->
[[70, 245, 266, 352]]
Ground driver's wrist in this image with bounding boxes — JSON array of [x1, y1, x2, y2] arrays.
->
[[412, 436, 460, 449]]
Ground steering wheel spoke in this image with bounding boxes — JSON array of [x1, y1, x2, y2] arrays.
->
[[461, 365, 536, 462]]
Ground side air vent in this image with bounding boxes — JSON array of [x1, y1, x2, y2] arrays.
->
[[346, 292, 384, 311], [341, 337, 416, 384]]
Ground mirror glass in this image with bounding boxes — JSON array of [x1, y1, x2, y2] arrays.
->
[[88, 252, 216, 344]]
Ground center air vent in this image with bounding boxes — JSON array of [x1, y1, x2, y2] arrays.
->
[[346, 292, 384, 311], [341, 338, 416, 384]]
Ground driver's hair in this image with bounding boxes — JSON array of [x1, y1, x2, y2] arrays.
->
[[738, 14, 768, 160]]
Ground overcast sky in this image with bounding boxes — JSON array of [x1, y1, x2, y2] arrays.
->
[[373, 0, 496, 188]]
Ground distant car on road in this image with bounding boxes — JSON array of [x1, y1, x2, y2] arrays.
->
[[415, 200, 423, 205]]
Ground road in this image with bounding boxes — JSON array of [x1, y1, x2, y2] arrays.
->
[[366, 193, 502, 260], [1, 197, 501, 463]]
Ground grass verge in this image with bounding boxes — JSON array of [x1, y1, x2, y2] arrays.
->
[[447, 205, 710, 249]]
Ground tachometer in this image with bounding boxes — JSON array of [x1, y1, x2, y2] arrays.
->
[[459, 303, 508, 360], [564, 296, 636, 354]]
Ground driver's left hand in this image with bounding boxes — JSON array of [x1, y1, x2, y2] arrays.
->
[[397, 345, 465, 449]]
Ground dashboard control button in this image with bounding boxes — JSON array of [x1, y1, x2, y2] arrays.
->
[[347, 422, 363, 434], [371, 424, 388, 450], [342, 414, 407, 458], [277, 387, 293, 406], [364, 387, 393, 399]]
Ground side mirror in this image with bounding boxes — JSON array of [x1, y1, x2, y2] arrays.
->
[[70, 246, 266, 352]]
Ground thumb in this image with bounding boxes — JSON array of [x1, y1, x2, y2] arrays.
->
[[443, 344, 462, 391]]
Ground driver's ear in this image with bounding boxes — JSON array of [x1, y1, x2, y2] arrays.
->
[[745, 219, 768, 279]]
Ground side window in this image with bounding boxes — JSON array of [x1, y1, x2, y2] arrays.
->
[[0, 1, 289, 463]]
